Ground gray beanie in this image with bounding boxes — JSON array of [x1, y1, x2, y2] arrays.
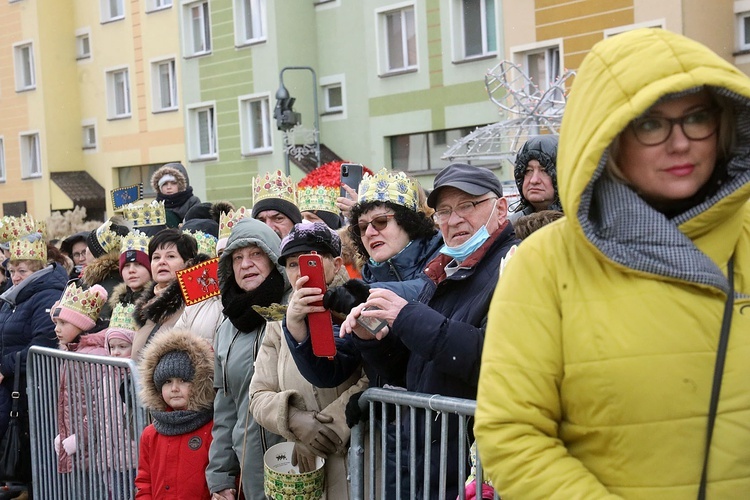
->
[[153, 350, 195, 390]]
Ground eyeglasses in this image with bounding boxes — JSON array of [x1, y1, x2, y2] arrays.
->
[[432, 197, 497, 223], [629, 108, 720, 146], [72, 251, 87, 259], [352, 214, 396, 237]]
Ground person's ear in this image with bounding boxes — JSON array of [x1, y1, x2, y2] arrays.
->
[[333, 256, 344, 272]]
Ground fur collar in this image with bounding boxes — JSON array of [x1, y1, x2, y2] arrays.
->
[[133, 280, 184, 328], [109, 281, 152, 308], [82, 252, 120, 287]]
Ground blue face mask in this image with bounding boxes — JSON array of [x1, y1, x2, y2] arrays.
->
[[439, 199, 497, 263]]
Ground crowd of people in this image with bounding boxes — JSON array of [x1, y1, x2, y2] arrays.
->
[[0, 28, 748, 499]]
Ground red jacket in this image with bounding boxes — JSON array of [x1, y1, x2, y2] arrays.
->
[[135, 419, 213, 499]]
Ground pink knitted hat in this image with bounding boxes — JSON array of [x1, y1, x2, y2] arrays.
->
[[105, 328, 135, 355], [52, 284, 108, 331]]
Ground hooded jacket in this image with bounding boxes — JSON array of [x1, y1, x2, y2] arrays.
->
[[511, 134, 562, 220], [475, 29, 750, 499], [151, 164, 201, 226]]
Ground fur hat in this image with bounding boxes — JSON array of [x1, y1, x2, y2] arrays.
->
[[151, 164, 187, 193], [278, 221, 342, 266]]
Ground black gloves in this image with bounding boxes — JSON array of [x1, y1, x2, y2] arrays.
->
[[323, 279, 371, 315], [345, 392, 368, 428]]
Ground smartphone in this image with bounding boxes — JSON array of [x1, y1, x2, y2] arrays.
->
[[298, 253, 336, 358], [357, 306, 389, 336], [340, 163, 363, 199]]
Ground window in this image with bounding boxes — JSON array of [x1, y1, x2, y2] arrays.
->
[[106, 68, 131, 119], [235, 0, 265, 46], [20, 132, 41, 178], [239, 94, 272, 155], [152, 58, 177, 112], [0, 138, 5, 182], [391, 127, 479, 172], [76, 32, 91, 60], [513, 42, 562, 92], [457, 0, 496, 59], [738, 12, 750, 50], [323, 83, 343, 113], [379, 5, 417, 73], [185, 1, 211, 56], [101, 0, 125, 22], [82, 124, 96, 149], [149, 0, 172, 11], [118, 164, 161, 197], [188, 104, 217, 160], [13, 42, 35, 91]]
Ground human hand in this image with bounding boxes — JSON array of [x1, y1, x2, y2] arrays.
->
[[336, 185, 358, 219], [360, 288, 407, 332], [288, 408, 342, 456], [340, 304, 380, 340], [211, 489, 236, 500], [0, 372, 4, 385], [287, 275, 327, 324], [323, 279, 370, 315], [292, 442, 319, 473], [62, 434, 77, 455], [54, 434, 61, 455]]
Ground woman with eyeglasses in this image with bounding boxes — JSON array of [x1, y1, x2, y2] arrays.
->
[[475, 29, 750, 498]]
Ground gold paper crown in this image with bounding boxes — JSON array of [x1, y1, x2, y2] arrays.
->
[[184, 230, 217, 257], [58, 282, 107, 321], [120, 229, 150, 255], [122, 201, 167, 228], [36, 220, 47, 239], [109, 302, 138, 331], [95, 220, 125, 255], [0, 213, 36, 243], [218, 206, 250, 242], [358, 169, 419, 211], [252, 170, 297, 206], [10, 232, 47, 262], [297, 186, 341, 215]]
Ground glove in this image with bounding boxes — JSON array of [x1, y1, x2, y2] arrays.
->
[[288, 408, 342, 456], [345, 391, 368, 428], [54, 434, 61, 455], [291, 442, 318, 473], [62, 434, 77, 456], [323, 279, 371, 315]]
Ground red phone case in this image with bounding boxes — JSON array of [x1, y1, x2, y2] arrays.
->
[[299, 254, 337, 358]]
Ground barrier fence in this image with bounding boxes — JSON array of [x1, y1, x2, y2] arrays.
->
[[26, 346, 147, 499], [349, 387, 499, 500]]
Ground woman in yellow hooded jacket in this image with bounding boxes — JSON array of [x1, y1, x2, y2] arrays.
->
[[475, 29, 750, 499]]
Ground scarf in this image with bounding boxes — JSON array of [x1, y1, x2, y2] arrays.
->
[[157, 186, 194, 209], [221, 268, 285, 332], [150, 408, 213, 436]]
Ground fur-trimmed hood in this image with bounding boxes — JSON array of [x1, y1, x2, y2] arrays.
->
[[109, 281, 152, 309], [138, 329, 214, 412], [151, 164, 188, 193], [81, 252, 121, 287]]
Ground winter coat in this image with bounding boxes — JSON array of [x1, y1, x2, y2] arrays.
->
[[0, 263, 68, 439], [131, 279, 185, 361], [173, 296, 223, 345], [56, 331, 109, 473], [151, 165, 201, 227], [109, 281, 150, 310], [510, 134, 562, 218], [81, 252, 124, 324], [474, 28, 750, 499]]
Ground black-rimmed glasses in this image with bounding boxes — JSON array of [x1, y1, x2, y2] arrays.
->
[[629, 108, 720, 146]]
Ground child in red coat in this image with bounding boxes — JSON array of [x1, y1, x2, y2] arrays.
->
[[135, 329, 214, 499]]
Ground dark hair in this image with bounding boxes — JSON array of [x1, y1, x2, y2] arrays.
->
[[148, 228, 198, 261], [348, 201, 436, 260], [513, 210, 564, 240]]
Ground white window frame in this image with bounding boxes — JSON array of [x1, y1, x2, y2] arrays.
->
[[511, 40, 563, 92], [453, 0, 497, 61], [0, 137, 5, 183], [13, 41, 36, 92], [19, 131, 42, 179], [151, 57, 178, 112], [376, 2, 418, 75], [238, 93, 273, 156], [188, 102, 218, 161], [147, 0, 173, 13], [105, 66, 132, 119], [320, 74, 346, 120], [233, 0, 266, 47], [82, 120, 97, 150], [101, 0, 125, 23], [183, 0, 212, 57], [75, 29, 92, 61]]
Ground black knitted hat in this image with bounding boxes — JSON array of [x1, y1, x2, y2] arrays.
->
[[153, 350, 195, 390]]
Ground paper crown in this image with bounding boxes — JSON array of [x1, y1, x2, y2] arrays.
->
[[0, 213, 37, 243], [10, 232, 47, 262], [184, 230, 217, 257], [109, 302, 138, 331], [120, 229, 150, 255], [252, 170, 297, 206], [296, 186, 341, 215], [218, 206, 250, 243], [56, 283, 108, 330], [358, 169, 419, 212], [112, 183, 144, 211], [122, 201, 167, 228], [36, 220, 47, 239], [94, 220, 126, 255]]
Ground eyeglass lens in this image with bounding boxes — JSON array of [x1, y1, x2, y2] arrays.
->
[[632, 108, 719, 145], [356, 215, 391, 235]]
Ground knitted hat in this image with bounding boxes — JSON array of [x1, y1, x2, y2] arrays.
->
[[52, 283, 108, 331], [251, 170, 302, 224], [153, 350, 195, 389], [119, 230, 151, 273], [88, 219, 130, 258], [278, 221, 342, 266], [105, 327, 135, 355]]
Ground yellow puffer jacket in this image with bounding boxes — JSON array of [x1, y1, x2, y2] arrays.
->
[[475, 29, 750, 499]]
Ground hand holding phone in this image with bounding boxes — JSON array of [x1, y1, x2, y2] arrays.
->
[[340, 163, 363, 199], [298, 253, 336, 358], [356, 307, 389, 336]]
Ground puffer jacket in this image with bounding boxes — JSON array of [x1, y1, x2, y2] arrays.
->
[[475, 28, 750, 499]]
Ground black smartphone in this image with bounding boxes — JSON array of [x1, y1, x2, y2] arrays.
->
[[340, 163, 363, 199]]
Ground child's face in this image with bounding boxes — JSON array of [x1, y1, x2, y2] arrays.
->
[[108, 339, 132, 358], [121, 262, 151, 291], [161, 378, 192, 411], [54, 319, 81, 345], [160, 180, 179, 195]]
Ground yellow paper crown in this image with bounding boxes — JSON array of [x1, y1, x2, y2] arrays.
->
[[120, 229, 150, 255], [0, 213, 36, 243], [58, 282, 107, 322], [184, 230, 217, 257], [218, 206, 250, 242], [109, 302, 138, 331], [122, 201, 167, 228], [252, 170, 297, 206], [297, 186, 341, 215], [94, 220, 125, 255], [358, 169, 418, 211], [9, 232, 47, 262]]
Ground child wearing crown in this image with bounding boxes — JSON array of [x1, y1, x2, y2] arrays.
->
[[51, 283, 109, 477]]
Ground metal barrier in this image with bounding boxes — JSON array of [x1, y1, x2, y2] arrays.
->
[[349, 387, 499, 500], [26, 346, 148, 499]]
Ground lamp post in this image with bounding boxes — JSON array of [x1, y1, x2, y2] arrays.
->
[[274, 66, 321, 176]]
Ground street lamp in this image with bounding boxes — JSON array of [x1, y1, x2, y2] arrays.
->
[[274, 66, 321, 176]]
